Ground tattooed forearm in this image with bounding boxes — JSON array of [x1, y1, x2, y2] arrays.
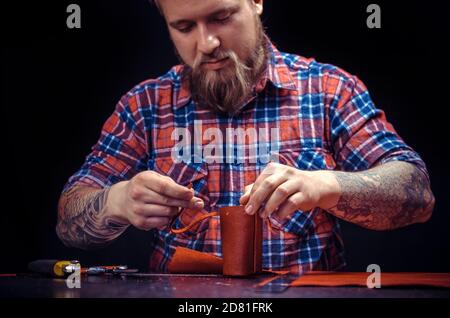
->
[[56, 185, 129, 249], [328, 161, 435, 231]]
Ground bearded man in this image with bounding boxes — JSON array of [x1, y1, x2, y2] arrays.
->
[[57, 0, 434, 273]]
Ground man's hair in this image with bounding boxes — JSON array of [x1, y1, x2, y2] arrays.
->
[[150, 0, 254, 13], [149, 0, 162, 14], [150, 0, 161, 8]]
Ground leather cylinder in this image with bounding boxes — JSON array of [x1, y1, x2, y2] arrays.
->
[[219, 206, 262, 276]]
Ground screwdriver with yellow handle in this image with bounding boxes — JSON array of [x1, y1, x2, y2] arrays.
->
[[28, 260, 137, 277], [28, 259, 81, 277]]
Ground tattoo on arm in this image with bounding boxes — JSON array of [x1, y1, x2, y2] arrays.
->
[[329, 161, 435, 230], [56, 185, 128, 249]]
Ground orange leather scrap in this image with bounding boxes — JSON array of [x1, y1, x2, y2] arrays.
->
[[168, 247, 223, 274], [167, 202, 450, 288], [289, 272, 450, 288], [168, 248, 450, 288]]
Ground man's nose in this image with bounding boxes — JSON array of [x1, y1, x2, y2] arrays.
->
[[197, 25, 220, 56]]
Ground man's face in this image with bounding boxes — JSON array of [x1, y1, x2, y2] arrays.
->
[[157, 0, 267, 114], [159, 0, 263, 70]]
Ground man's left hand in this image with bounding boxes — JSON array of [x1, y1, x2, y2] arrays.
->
[[239, 162, 341, 219]]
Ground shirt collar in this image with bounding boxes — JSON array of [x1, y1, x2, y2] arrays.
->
[[262, 38, 298, 91], [174, 38, 297, 109]]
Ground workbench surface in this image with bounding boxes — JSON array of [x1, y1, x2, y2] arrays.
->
[[1, 274, 449, 298]]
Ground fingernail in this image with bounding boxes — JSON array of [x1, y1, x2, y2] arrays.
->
[[194, 199, 204, 209], [245, 204, 253, 215], [184, 191, 194, 199]]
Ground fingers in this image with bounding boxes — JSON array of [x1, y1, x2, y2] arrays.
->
[[138, 171, 194, 200], [239, 183, 254, 205], [275, 192, 318, 220], [126, 171, 207, 232], [243, 183, 254, 194], [244, 174, 287, 215], [133, 204, 179, 218], [135, 189, 204, 210], [260, 180, 298, 218], [132, 216, 171, 231], [131, 171, 204, 210], [239, 193, 250, 205]]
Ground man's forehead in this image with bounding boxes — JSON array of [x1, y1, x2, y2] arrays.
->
[[159, 0, 243, 21]]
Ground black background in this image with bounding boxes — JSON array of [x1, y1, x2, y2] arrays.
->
[[1, 0, 449, 273]]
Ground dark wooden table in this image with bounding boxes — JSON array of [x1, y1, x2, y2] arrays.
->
[[1, 273, 449, 298]]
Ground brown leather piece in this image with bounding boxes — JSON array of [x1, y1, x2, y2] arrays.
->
[[167, 248, 450, 288], [290, 272, 450, 288], [166, 206, 450, 287], [219, 206, 262, 276], [167, 247, 223, 274], [168, 205, 263, 276]]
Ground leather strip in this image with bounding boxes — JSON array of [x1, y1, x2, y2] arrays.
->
[[289, 272, 450, 288], [170, 211, 219, 234]]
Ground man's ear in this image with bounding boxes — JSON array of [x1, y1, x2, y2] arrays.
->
[[251, 0, 263, 16]]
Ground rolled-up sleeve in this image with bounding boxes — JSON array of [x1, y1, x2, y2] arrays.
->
[[324, 66, 429, 179]]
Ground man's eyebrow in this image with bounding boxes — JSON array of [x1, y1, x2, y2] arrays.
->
[[168, 5, 239, 28]]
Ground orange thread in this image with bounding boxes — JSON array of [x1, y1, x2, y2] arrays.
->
[[170, 211, 219, 234]]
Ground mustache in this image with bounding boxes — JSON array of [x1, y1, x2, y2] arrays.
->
[[193, 50, 234, 68]]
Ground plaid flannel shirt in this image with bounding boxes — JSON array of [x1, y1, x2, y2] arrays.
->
[[63, 40, 428, 273]]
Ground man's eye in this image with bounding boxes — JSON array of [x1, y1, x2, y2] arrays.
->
[[178, 25, 193, 33], [215, 15, 231, 24]]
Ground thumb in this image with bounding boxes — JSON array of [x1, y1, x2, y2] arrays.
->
[[239, 193, 250, 205], [239, 183, 254, 205]]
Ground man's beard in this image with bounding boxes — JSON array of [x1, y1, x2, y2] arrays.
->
[[182, 17, 268, 116]]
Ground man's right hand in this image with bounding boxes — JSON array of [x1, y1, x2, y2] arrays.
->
[[105, 170, 204, 231]]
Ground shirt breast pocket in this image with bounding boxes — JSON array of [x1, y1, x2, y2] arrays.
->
[[269, 147, 336, 237], [147, 156, 211, 237]]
